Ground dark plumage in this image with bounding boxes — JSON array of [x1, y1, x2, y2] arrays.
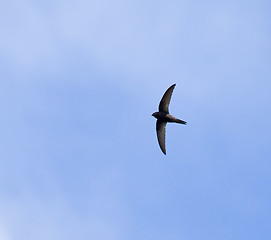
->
[[152, 84, 186, 155]]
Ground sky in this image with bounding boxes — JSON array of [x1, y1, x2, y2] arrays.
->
[[0, 0, 271, 239]]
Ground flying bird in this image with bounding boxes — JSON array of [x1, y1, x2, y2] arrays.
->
[[152, 84, 186, 155]]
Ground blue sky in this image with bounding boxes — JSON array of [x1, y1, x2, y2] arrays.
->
[[1, 0, 271, 239]]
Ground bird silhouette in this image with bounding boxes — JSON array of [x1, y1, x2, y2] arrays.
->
[[152, 84, 186, 155]]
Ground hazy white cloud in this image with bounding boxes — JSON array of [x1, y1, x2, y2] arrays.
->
[[0, 224, 10, 240], [0, 163, 127, 240], [2, 0, 269, 97]]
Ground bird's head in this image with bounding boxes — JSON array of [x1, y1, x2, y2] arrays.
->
[[152, 112, 159, 119]]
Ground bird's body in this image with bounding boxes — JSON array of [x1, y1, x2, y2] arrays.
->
[[152, 112, 186, 124], [152, 84, 186, 155]]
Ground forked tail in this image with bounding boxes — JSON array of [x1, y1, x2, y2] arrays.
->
[[175, 119, 187, 125]]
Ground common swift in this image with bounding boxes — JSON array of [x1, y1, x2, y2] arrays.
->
[[152, 84, 186, 155]]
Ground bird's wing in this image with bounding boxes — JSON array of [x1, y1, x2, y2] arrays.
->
[[159, 84, 176, 113], [156, 120, 167, 155]]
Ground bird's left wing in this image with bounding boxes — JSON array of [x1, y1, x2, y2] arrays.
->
[[159, 84, 176, 113], [156, 120, 167, 155]]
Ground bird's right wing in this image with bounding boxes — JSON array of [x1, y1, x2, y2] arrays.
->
[[159, 84, 176, 113], [156, 120, 167, 155]]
